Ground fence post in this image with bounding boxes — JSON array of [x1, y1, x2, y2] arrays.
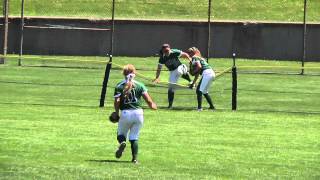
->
[[18, 0, 25, 66], [206, 0, 212, 62], [232, 53, 237, 111], [301, 0, 307, 75], [1, 0, 9, 64], [99, 0, 115, 107]]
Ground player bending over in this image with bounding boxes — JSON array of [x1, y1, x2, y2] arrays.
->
[[187, 47, 215, 111], [153, 43, 192, 109], [113, 64, 157, 164]]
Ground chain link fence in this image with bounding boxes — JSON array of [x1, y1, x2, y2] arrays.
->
[[308, 0, 319, 23], [111, 0, 319, 22], [212, 0, 302, 22], [0, 1, 4, 22], [211, 0, 319, 22], [1, 0, 319, 110], [1, 0, 319, 60], [114, 0, 209, 20], [2, 0, 319, 21], [8, 0, 112, 18]]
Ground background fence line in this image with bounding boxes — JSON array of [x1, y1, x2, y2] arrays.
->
[[1, 0, 319, 66]]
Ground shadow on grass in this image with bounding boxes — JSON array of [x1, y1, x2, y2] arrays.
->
[[0, 80, 99, 87], [158, 106, 320, 115], [0, 102, 98, 109], [86, 159, 131, 164], [22, 65, 104, 70], [1, 102, 319, 115], [238, 109, 320, 115], [238, 71, 320, 76]]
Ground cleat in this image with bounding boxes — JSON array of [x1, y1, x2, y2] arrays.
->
[[209, 106, 215, 111], [115, 142, 126, 159], [167, 105, 173, 110], [132, 159, 138, 164], [197, 108, 203, 112]]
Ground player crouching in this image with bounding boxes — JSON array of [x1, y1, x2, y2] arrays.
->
[[187, 47, 216, 111], [112, 64, 157, 164]]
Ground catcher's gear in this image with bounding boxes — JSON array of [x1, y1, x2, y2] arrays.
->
[[109, 112, 120, 123]]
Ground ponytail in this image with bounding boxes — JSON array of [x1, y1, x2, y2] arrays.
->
[[187, 47, 202, 57], [122, 64, 137, 98], [124, 73, 135, 97]]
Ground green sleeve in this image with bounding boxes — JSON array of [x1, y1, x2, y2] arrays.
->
[[114, 86, 121, 97], [141, 83, 148, 94], [171, 49, 182, 57], [158, 56, 164, 64]]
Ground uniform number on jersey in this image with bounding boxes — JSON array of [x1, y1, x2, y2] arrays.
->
[[124, 89, 138, 104]]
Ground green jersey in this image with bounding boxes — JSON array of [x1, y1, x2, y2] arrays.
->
[[114, 80, 148, 110], [191, 56, 212, 75], [158, 49, 182, 71]]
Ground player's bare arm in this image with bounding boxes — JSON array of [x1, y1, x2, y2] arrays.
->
[[180, 52, 191, 62], [191, 61, 202, 76], [153, 64, 162, 83], [143, 93, 157, 110], [191, 73, 200, 86], [190, 61, 201, 87], [114, 97, 121, 115]]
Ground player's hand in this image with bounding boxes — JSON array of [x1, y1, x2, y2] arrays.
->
[[152, 78, 160, 83], [188, 82, 195, 89]]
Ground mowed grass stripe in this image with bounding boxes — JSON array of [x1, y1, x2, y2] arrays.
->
[[1, 105, 319, 179]]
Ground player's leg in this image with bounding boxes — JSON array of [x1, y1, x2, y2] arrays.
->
[[115, 110, 131, 158], [168, 70, 180, 108], [177, 64, 192, 83], [168, 88, 174, 109], [181, 73, 191, 82], [196, 78, 203, 111], [129, 140, 139, 164], [203, 93, 215, 109], [200, 70, 215, 109], [128, 109, 144, 164]]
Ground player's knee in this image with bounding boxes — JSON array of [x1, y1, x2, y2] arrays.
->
[[117, 135, 126, 143], [168, 88, 174, 94], [129, 140, 137, 144], [196, 89, 202, 96]]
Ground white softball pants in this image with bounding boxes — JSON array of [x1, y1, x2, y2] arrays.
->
[[117, 109, 144, 141], [168, 64, 186, 91], [199, 69, 215, 94]]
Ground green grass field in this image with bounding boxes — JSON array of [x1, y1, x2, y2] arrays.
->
[[5, 0, 320, 22], [1, 56, 320, 179]]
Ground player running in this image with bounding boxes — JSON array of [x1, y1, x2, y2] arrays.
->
[[113, 64, 157, 164], [187, 47, 215, 111], [153, 43, 192, 109]]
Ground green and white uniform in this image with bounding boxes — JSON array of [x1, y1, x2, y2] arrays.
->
[[159, 49, 188, 90], [192, 56, 215, 94], [114, 80, 148, 140]]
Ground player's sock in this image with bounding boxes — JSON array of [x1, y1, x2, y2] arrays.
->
[[196, 90, 202, 109], [204, 93, 215, 109], [130, 140, 138, 161], [181, 73, 191, 82], [115, 135, 126, 159], [168, 89, 174, 108], [117, 135, 126, 143]]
